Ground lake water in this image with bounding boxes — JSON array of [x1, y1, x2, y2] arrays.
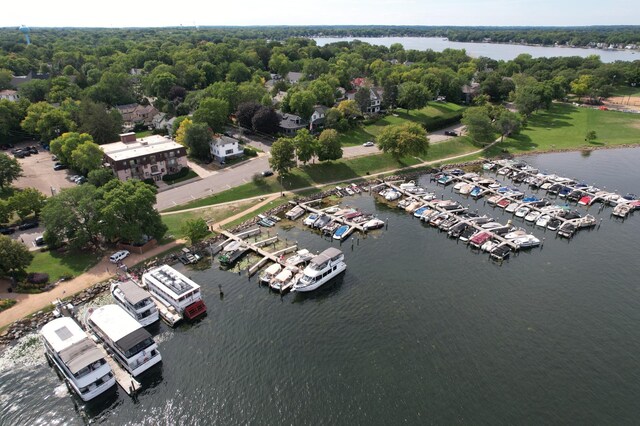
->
[[313, 37, 640, 62], [2, 148, 640, 425]]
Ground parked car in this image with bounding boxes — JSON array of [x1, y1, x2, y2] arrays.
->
[[18, 221, 39, 231], [0, 227, 16, 235], [444, 131, 458, 137], [35, 236, 45, 246], [68, 174, 81, 182], [109, 250, 130, 263], [363, 141, 375, 147], [261, 170, 274, 177], [75, 176, 87, 184], [53, 163, 68, 171], [28, 146, 38, 154]]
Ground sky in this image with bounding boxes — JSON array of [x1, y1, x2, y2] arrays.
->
[[2, 0, 637, 28]]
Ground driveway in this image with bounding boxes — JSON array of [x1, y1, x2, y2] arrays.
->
[[11, 141, 77, 196]]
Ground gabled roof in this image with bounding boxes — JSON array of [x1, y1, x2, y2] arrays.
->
[[277, 111, 307, 129], [286, 71, 303, 83], [313, 105, 329, 114], [212, 135, 239, 146]]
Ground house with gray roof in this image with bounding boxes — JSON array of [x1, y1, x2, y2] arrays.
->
[[277, 111, 307, 135]]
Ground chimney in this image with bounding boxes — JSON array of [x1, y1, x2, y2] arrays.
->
[[119, 132, 137, 143]]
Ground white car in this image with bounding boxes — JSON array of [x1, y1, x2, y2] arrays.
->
[[363, 141, 375, 147], [109, 250, 130, 263]]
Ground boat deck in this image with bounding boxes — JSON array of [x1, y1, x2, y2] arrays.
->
[[93, 341, 141, 396]]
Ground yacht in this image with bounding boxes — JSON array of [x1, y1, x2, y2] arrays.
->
[[362, 218, 385, 231], [292, 248, 347, 292], [259, 263, 282, 286], [41, 317, 116, 401], [88, 305, 162, 376], [142, 265, 207, 320], [110, 280, 159, 327], [285, 205, 305, 220]]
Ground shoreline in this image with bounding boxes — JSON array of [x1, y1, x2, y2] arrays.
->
[[2, 143, 639, 348]]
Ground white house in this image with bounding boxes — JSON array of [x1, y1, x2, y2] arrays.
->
[[0, 89, 19, 102], [346, 88, 382, 114], [309, 105, 329, 133], [209, 135, 243, 163]]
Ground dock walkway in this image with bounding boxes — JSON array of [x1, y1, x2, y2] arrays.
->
[[95, 343, 141, 396]]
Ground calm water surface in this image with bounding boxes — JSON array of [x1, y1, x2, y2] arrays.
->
[[313, 36, 640, 62], [2, 148, 640, 425]]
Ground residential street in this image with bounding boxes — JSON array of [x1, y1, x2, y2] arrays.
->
[[155, 123, 465, 211]]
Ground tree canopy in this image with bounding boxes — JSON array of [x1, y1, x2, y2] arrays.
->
[[0, 153, 23, 191], [269, 137, 296, 176], [0, 235, 33, 278], [376, 122, 429, 160]]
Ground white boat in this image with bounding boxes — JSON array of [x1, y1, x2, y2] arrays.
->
[[344, 187, 355, 195], [512, 234, 541, 248], [397, 198, 412, 209], [41, 317, 116, 401], [285, 249, 315, 267], [270, 267, 301, 292], [535, 214, 551, 228], [481, 239, 498, 253], [303, 213, 319, 226], [422, 192, 436, 201], [385, 190, 401, 201], [110, 280, 159, 327], [142, 265, 207, 320], [612, 202, 632, 217], [459, 184, 474, 195], [453, 181, 465, 192], [504, 229, 528, 240], [88, 305, 162, 377], [399, 181, 416, 190], [362, 218, 385, 230], [524, 210, 542, 223], [292, 248, 347, 292], [405, 200, 423, 212], [505, 202, 521, 214], [324, 206, 340, 214], [285, 205, 305, 220], [259, 263, 282, 286], [514, 206, 531, 218]]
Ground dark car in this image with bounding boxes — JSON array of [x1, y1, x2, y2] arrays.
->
[[13, 151, 25, 158], [262, 170, 274, 177], [0, 227, 16, 235], [35, 236, 46, 246], [53, 163, 68, 171], [18, 221, 39, 231], [444, 131, 458, 137], [28, 146, 39, 154]]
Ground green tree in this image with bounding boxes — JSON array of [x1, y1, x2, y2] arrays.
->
[[494, 110, 523, 141], [0, 68, 12, 90], [87, 168, 115, 187], [46, 76, 80, 103], [268, 53, 290, 76], [0, 153, 23, 191], [398, 82, 432, 113], [0, 200, 12, 224], [98, 179, 167, 244], [251, 106, 280, 134], [9, 188, 46, 220], [0, 235, 33, 278], [184, 123, 212, 161], [571, 75, 593, 102], [269, 137, 296, 176], [0, 99, 24, 139], [78, 99, 122, 144], [293, 129, 317, 165], [18, 79, 49, 102], [288, 90, 316, 120], [42, 184, 103, 250], [585, 130, 598, 143], [354, 86, 371, 113], [226, 61, 252, 84], [336, 100, 361, 118], [317, 129, 343, 162], [462, 107, 496, 145], [193, 98, 229, 133], [376, 122, 429, 160], [71, 141, 104, 174], [49, 132, 93, 165], [21, 102, 75, 142], [151, 72, 178, 98], [181, 218, 209, 244]]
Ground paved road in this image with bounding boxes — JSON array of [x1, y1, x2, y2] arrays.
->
[[156, 123, 465, 211]]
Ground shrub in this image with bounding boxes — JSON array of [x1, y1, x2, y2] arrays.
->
[[27, 272, 49, 284], [243, 147, 258, 157], [0, 299, 17, 312], [143, 178, 157, 186], [162, 167, 190, 182]]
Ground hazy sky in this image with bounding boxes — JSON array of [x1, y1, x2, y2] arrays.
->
[[3, 0, 637, 28]]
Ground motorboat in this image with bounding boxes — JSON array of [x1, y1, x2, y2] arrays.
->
[[504, 228, 528, 240], [218, 241, 249, 268], [547, 218, 562, 231], [41, 317, 116, 401], [481, 239, 499, 252], [344, 186, 355, 196], [505, 203, 521, 214], [535, 214, 551, 228], [397, 198, 412, 209], [439, 216, 459, 231], [324, 206, 340, 214], [88, 305, 162, 376], [362, 218, 385, 231], [303, 213, 319, 226], [524, 210, 542, 223], [405, 200, 423, 212], [399, 181, 416, 190], [269, 267, 301, 293], [469, 186, 483, 198], [344, 211, 362, 220], [578, 195, 592, 206], [497, 167, 510, 175], [142, 265, 207, 320], [490, 245, 511, 261], [453, 181, 466, 192], [429, 212, 450, 227], [496, 198, 511, 209], [285, 249, 315, 267], [482, 162, 496, 171], [557, 222, 577, 238], [512, 234, 541, 248], [469, 232, 492, 248], [459, 226, 479, 242], [558, 187, 572, 198], [447, 222, 469, 238], [413, 206, 429, 218], [567, 190, 584, 202], [481, 222, 504, 230], [259, 263, 282, 286], [514, 206, 531, 218], [422, 192, 437, 201], [322, 221, 340, 236], [577, 214, 597, 228], [333, 224, 352, 240], [486, 194, 502, 205], [285, 205, 305, 220], [459, 183, 474, 195], [312, 214, 331, 229], [292, 248, 347, 292], [110, 280, 159, 327], [385, 190, 401, 201], [437, 175, 454, 186]]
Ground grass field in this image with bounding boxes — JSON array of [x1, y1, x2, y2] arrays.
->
[[27, 250, 102, 282], [162, 199, 258, 238], [486, 103, 640, 156], [338, 102, 464, 146]]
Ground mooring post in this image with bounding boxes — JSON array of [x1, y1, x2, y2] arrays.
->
[[598, 217, 602, 229], [386, 218, 389, 229]]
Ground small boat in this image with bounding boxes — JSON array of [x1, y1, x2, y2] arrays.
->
[[439, 216, 459, 231], [577, 214, 597, 228], [481, 222, 504, 230], [512, 234, 540, 248], [557, 222, 577, 238], [285, 205, 305, 220], [422, 192, 437, 201], [350, 183, 361, 194], [259, 263, 282, 286], [286, 249, 315, 267], [535, 214, 551, 228], [397, 198, 412, 209], [497, 167, 510, 175], [344, 211, 362, 220], [496, 198, 511, 209], [303, 213, 319, 226], [385, 190, 401, 201], [333, 224, 352, 240], [469, 186, 483, 198], [558, 187, 572, 198], [481, 239, 498, 252], [334, 208, 356, 217], [453, 181, 466, 192], [459, 226, 479, 242], [344, 186, 355, 196], [429, 212, 449, 227], [437, 175, 454, 186], [399, 181, 416, 190], [578, 195, 592, 206], [504, 229, 527, 240], [514, 206, 531, 218], [257, 218, 275, 227], [469, 232, 492, 248], [486, 194, 502, 205], [313, 214, 331, 229], [270, 267, 301, 293], [567, 190, 584, 202], [459, 183, 474, 195], [612, 203, 632, 217], [490, 245, 511, 261], [405, 200, 423, 212], [547, 218, 562, 231], [524, 210, 541, 223], [413, 206, 429, 218], [324, 206, 340, 214], [363, 218, 385, 231], [482, 162, 496, 171], [505, 202, 521, 214]]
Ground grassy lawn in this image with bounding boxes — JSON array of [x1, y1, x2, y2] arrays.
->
[[135, 130, 152, 138], [27, 250, 102, 282], [222, 197, 293, 229], [162, 199, 257, 238], [486, 103, 640, 157], [164, 169, 199, 185], [338, 102, 465, 146], [611, 86, 640, 97]]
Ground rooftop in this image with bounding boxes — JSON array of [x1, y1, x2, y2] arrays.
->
[[143, 265, 200, 299], [101, 135, 184, 161], [89, 304, 145, 342], [40, 316, 87, 353]]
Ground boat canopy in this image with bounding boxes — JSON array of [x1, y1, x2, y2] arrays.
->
[[59, 339, 105, 375], [116, 280, 150, 305]]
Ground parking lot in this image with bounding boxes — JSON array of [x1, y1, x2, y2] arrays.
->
[[10, 140, 77, 196]]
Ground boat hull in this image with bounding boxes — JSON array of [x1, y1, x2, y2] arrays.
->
[[292, 263, 347, 292]]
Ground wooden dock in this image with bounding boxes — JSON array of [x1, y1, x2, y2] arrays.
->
[[94, 342, 141, 396]]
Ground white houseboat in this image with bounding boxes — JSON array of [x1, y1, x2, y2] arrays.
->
[[88, 305, 162, 377], [292, 247, 347, 292], [41, 317, 116, 401], [142, 265, 207, 320], [110, 280, 159, 327]]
